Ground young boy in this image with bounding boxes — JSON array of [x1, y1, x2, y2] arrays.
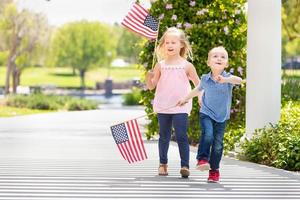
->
[[177, 46, 244, 182]]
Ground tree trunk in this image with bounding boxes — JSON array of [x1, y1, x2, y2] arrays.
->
[[79, 69, 85, 90], [5, 57, 12, 95], [12, 67, 21, 94], [12, 63, 18, 94], [17, 70, 21, 87], [5, 30, 21, 95], [5, 54, 17, 94]]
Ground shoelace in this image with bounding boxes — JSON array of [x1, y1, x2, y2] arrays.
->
[[210, 170, 218, 178]]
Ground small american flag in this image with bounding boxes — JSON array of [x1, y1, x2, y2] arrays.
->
[[121, 2, 158, 40], [111, 119, 148, 163]]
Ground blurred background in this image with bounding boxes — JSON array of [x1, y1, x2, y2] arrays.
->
[[0, 0, 299, 116]]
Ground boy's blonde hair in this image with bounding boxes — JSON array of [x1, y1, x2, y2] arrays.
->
[[155, 27, 193, 61], [208, 46, 228, 60]]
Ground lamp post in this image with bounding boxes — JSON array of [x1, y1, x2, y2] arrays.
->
[[104, 52, 113, 98]]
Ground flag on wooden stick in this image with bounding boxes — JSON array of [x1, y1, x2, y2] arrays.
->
[[121, 2, 158, 40], [110, 119, 148, 163]]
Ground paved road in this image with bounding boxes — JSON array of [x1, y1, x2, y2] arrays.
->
[[0, 107, 299, 199]]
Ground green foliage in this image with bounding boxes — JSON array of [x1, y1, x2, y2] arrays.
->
[[116, 28, 146, 63], [282, 0, 300, 59], [0, 66, 143, 88], [282, 70, 300, 102], [282, 78, 300, 102], [6, 94, 97, 111], [51, 21, 112, 69], [240, 101, 300, 171], [50, 21, 117, 88], [0, 1, 50, 93], [223, 112, 245, 154], [0, 51, 8, 66], [122, 87, 143, 105], [66, 99, 98, 111], [140, 0, 247, 141], [7, 94, 59, 110]]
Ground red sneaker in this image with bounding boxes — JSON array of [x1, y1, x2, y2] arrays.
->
[[207, 170, 220, 183], [196, 159, 210, 171]]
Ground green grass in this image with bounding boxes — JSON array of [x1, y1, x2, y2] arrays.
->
[[282, 69, 300, 80], [0, 106, 50, 117], [0, 65, 143, 88], [0, 67, 296, 89]]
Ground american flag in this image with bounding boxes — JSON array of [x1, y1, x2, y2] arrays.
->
[[111, 119, 148, 163], [121, 2, 158, 40]]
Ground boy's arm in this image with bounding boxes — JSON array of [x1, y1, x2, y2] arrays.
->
[[177, 85, 202, 106], [217, 74, 244, 85]]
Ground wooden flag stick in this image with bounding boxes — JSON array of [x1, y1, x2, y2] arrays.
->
[[110, 104, 177, 127], [151, 20, 160, 70], [132, 104, 177, 121]]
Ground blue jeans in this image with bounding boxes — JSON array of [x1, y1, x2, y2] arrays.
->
[[157, 113, 189, 168], [196, 113, 227, 170]]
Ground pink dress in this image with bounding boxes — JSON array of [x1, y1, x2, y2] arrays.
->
[[153, 59, 192, 114]]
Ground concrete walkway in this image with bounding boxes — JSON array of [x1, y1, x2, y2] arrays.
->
[[0, 106, 299, 199]]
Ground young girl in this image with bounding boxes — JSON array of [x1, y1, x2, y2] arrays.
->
[[145, 27, 200, 178], [177, 46, 244, 182]]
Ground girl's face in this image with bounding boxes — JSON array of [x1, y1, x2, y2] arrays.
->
[[207, 49, 228, 70], [163, 34, 182, 57]]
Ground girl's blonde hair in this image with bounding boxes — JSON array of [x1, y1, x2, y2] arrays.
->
[[155, 27, 193, 61]]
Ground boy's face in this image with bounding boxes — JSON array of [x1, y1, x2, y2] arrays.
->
[[207, 48, 228, 70]]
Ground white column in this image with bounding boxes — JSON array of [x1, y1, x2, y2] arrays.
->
[[246, 0, 281, 138]]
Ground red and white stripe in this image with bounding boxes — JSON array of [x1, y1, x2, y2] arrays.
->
[[117, 119, 148, 163], [121, 2, 158, 40]]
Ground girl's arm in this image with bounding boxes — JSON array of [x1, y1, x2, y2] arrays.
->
[[177, 85, 202, 106], [217, 74, 244, 85], [145, 63, 161, 90], [186, 62, 203, 105], [186, 62, 200, 86]]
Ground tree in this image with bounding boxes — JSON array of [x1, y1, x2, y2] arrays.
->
[[282, 0, 300, 60], [140, 0, 247, 142], [51, 21, 117, 89], [116, 27, 145, 63], [0, 0, 12, 14], [1, 2, 49, 94], [282, 0, 300, 41]]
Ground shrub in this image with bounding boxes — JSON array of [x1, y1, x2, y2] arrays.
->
[[27, 97, 59, 110], [66, 99, 98, 111], [140, 0, 247, 140], [282, 77, 300, 102], [123, 87, 143, 105], [6, 94, 97, 111], [240, 101, 300, 171], [224, 120, 245, 154], [6, 95, 28, 108]]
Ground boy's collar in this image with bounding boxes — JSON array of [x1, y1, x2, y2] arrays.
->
[[207, 71, 226, 81]]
